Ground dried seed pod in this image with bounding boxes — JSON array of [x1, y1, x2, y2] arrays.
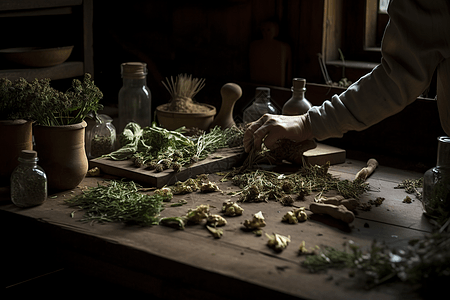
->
[[207, 214, 227, 226], [132, 155, 145, 167], [243, 211, 266, 229], [146, 161, 158, 170], [222, 200, 244, 216], [266, 233, 291, 252], [186, 204, 210, 224], [154, 187, 173, 201], [200, 181, 220, 192], [190, 155, 199, 164], [281, 180, 295, 193], [160, 159, 172, 170], [282, 211, 298, 224], [172, 150, 183, 161], [280, 195, 295, 206], [155, 164, 164, 173], [293, 207, 308, 222], [172, 162, 182, 172]]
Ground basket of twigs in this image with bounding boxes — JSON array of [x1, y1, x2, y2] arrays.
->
[[156, 74, 216, 131]]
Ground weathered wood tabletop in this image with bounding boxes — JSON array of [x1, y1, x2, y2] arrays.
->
[[0, 159, 436, 300]]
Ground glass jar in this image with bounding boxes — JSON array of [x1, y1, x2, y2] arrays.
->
[[282, 78, 312, 116], [243, 87, 279, 124], [118, 62, 152, 134], [422, 136, 450, 222], [10, 150, 47, 208], [89, 114, 117, 159]]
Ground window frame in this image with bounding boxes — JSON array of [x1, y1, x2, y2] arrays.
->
[[322, 0, 388, 65]]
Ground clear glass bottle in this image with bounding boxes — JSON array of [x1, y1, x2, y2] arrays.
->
[[243, 87, 279, 124], [10, 150, 47, 208], [282, 78, 312, 115], [118, 62, 152, 134], [89, 114, 117, 159], [423, 136, 450, 220]]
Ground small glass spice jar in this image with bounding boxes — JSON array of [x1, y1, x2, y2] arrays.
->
[[10, 150, 47, 208], [243, 87, 279, 124], [118, 62, 152, 134], [89, 114, 117, 159], [422, 136, 450, 221]]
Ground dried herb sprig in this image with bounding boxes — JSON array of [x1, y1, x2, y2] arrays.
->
[[228, 162, 368, 203], [395, 178, 423, 199], [66, 180, 167, 225], [302, 233, 450, 291]]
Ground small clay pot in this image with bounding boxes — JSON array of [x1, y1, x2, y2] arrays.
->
[[156, 103, 216, 131], [0, 119, 33, 186], [33, 121, 88, 191]]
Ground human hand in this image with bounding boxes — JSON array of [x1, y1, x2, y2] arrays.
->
[[243, 113, 314, 152]]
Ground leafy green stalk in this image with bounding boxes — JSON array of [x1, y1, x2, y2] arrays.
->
[[66, 180, 167, 226]]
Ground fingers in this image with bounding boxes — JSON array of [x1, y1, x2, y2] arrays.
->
[[260, 128, 278, 150], [243, 114, 273, 152]]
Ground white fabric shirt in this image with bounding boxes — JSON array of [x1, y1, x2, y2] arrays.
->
[[309, 0, 450, 140]]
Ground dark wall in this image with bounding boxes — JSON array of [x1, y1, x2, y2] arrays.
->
[[92, 0, 325, 112]]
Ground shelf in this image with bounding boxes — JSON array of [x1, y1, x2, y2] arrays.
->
[[0, 0, 81, 12], [0, 61, 84, 81], [326, 60, 379, 70], [0, 0, 93, 81], [0, 6, 73, 17]]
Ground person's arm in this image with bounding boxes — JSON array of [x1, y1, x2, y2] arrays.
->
[[309, 0, 446, 141]]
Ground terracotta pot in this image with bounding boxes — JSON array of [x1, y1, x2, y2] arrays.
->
[[33, 121, 88, 191], [0, 119, 33, 186], [156, 103, 216, 131]]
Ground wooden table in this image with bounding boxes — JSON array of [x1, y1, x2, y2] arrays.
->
[[0, 159, 436, 299]]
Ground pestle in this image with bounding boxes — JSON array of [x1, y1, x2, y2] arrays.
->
[[209, 83, 242, 129]]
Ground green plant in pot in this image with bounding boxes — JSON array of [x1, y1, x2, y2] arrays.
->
[[0, 78, 35, 186], [30, 73, 103, 190]]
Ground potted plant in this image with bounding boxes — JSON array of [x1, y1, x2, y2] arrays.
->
[[30, 73, 103, 190], [0, 78, 34, 186], [156, 74, 216, 131]]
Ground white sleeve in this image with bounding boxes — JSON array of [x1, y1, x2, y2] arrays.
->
[[309, 0, 449, 141]]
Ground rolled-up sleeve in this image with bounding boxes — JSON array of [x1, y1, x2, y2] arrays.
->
[[309, 0, 450, 140]]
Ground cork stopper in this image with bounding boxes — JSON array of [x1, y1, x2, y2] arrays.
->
[[121, 62, 148, 79], [19, 150, 37, 160], [292, 78, 306, 91]]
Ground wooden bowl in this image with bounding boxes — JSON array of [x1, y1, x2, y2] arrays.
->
[[0, 46, 74, 67], [156, 103, 216, 131]]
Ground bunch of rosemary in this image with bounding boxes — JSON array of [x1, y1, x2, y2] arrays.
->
[[66, 180, 167, 226]]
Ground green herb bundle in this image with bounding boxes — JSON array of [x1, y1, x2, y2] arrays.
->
[[103, 122, 244, 171], [0, 74, 103, 125], [31, 73, 103, 126], [66, 180, 167, 226], [0, 77, 44, 120]]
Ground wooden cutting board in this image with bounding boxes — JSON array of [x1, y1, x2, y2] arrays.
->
[[89, 147, 246, 188], [89, 143, 345, 188], [303, 143, 346, 166]]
